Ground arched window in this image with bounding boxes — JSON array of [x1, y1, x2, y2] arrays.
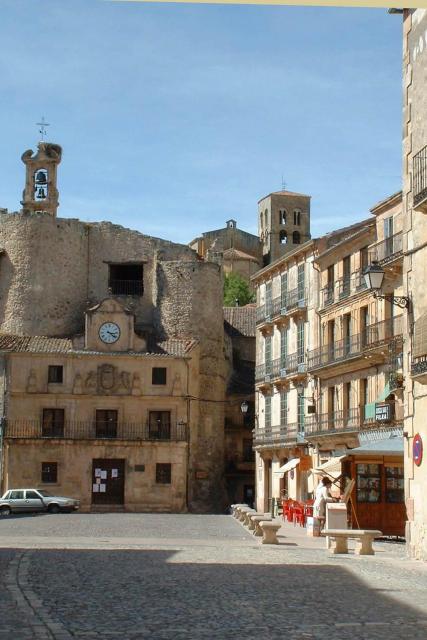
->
[[293, 230, 301, 244], [293, 209, 301, 225], [280, 230, 288, 244], [264, 210, 268, 230], [279, 209, 287, 225]]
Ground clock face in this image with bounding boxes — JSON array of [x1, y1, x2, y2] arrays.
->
[[99, 322, 121, 344]]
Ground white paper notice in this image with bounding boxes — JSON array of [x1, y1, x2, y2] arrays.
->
[[95, 468, 102, 477], [96, 478, 101, 485], [92, 484, 99, 493], [100, 470, 107, 480], [112, 469, 118, 478], [99, 484, 106, 493]]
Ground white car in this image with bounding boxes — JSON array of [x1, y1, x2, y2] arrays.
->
[[0, 489, 80, 515]]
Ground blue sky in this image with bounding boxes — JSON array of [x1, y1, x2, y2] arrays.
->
[[0, 1, 402, 243]]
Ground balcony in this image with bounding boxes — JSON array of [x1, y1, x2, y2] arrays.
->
[[320, 271, 367, 309], [4, 420, 188, 442], [368, 232, 403, 266], [256, 288, 307, 326], [304, 408, 361, 437], [413, 144, 427, 213], [307, 317, 403, 376], [411, 356, 427, 384], [253, 422, 304, 448], [256, 353, 306, 384]]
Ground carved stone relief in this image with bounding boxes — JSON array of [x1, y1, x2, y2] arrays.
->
[[69, 365, 143, 396]]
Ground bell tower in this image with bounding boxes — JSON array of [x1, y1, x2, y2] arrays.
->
[[21, 136, 62, 217]]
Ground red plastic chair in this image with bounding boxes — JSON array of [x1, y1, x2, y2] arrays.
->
[[293, 503, 305, 527]]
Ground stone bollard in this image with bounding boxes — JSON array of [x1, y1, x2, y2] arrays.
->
[[231, 504, 247, 517], [237, 507, 252, 522], [259, 521, 281, 545]]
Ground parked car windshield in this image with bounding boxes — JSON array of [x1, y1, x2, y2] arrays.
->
[[37, 490, 53, 497]]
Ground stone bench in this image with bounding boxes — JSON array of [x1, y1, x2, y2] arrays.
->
[[324, 529, 383, 555], [231, 504, 247, 517], [236, 506, 253, 522], [251, 514, 272, 536], [259, 521, 282, 545], [242, 509, 257, 526], [247, 512, 270, 531]]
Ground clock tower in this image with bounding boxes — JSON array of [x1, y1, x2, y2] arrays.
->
[[85, 299, 146, 352]]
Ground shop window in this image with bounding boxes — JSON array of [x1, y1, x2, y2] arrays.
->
[[156, 463, 171, 484], [152, 367, 167, 385], [108, 263, 144, 296], [356, 463, 381, 503], [41, 462, 58, 484], [48, 365, 63, 384], [42, 408, 65, 438], [385, 466, 404, 503]]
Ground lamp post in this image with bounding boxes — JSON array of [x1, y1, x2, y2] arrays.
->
[[363, 261, 409, 309]]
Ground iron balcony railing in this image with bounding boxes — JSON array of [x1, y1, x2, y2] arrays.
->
[[304, 408, 361, 436], [4, 420, 187, 442], [307, 316, 403, 370], [369, 232, 403, 265], [256, 352, 306, 383], [320, 270, 367, 309], [109, 280, 144, 296], [413, 144, 427, 208], [253, 422, 302, 447], [411, 355, 427, 378], [256, 287, 307, 324]]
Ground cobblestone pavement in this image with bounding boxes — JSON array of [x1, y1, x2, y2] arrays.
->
[[0, 514, 426, 639]]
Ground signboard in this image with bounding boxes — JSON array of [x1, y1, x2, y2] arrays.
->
[[375, 403, 392, 423], [413, 433, 423, 467]]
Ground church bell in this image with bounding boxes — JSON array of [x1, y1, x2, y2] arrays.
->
[[35, 170, 47, 184], [36, 186, 46, 199]]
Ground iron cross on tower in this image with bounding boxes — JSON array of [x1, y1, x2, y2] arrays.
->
[[36, 116, 50, 141]]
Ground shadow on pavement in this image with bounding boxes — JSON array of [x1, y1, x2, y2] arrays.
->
[[15, 549, 427, 640]]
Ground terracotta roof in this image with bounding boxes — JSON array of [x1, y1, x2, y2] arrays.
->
[[0, 335, 72, 353], [0, 333, 197, 358], [223, 306, 256, 338], [222, 248, 259, 262]]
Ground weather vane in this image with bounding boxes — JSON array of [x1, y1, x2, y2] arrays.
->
[[281, 175, 287, 191], [36, 116, 50, 141]]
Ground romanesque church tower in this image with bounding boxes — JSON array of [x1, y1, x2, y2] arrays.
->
[[258, 191, 311, 266]]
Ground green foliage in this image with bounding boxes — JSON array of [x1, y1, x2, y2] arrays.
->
[[223, 272, 255, 307]]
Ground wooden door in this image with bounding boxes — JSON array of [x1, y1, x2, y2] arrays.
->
[[92, 459, 125, 505]]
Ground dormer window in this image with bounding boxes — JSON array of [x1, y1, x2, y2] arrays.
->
[[108, 263, 144, 296]]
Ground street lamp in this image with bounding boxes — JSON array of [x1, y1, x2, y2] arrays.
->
[[363, 261, 409, 309], [295, 382, 316, 414]]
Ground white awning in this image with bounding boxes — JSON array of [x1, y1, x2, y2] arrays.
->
[[274, 458, 300, 476], [312, 455, 346, 476]]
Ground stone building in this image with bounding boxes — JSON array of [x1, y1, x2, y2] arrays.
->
[[0, 141, 226, 513], [252, 189, 405, 518], [401, 8, 427, 559], [223, 305, 256, 506], [189, 219, 262, 286]]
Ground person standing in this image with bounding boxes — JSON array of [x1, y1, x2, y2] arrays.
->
[[313, 476, 336, 531]]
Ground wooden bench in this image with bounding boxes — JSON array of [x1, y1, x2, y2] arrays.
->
[[324, 529, 383, 555], [259, 521, 281, 545], [251, 514, 272, 536]]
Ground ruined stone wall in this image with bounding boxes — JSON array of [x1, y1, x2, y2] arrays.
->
[[0, 212, 195, 337], [156, 260, 226, 512]]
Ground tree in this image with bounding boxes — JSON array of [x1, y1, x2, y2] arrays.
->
[[223, 272, 255, 307]]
